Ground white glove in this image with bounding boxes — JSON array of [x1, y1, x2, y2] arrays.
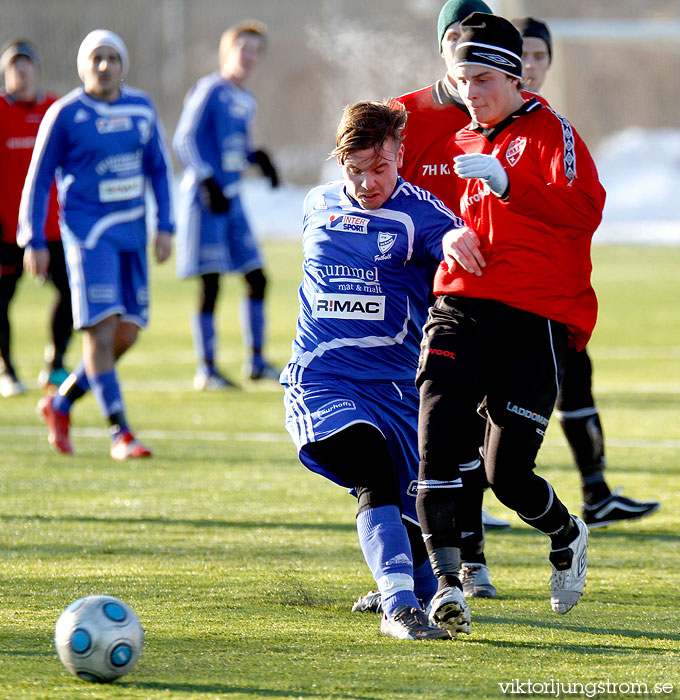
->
[[453, 153, 509, 198]]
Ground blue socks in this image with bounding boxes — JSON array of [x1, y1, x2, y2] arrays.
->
[[192, 312, 216, 368], [88, 369, 127, 437], [413, 557, 438, 610], [53, 361, 90, 414], [356, 505, 419, 618]]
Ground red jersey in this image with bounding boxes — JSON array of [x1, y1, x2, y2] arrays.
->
[[395, 80, 546, 211], [435, 99, 605, 351], [0, 92, 60, 244], [395, 81, 471, 207]]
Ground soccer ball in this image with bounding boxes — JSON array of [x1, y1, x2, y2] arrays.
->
[[54, 595, 144, 683]]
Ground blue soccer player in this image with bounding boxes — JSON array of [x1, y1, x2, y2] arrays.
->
[[19, 29, 174, 460], [173, 19, 280, 390], [282, 100, 472, 640]]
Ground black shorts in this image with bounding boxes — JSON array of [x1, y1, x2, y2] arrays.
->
[[417, 296, 567, 473], [0, 242, 24, 279], [556, 346, 594, 412]]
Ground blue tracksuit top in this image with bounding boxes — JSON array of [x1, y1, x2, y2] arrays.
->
[[18, 85, 174, 251]]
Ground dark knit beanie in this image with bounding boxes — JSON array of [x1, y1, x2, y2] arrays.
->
[[453, 12, 523, 79], [437, 0, 492, 49], [512, 17, 552, 63]]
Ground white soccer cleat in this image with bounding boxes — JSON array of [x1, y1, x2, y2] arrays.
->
[[428, 586, 471, 638], [482, 508, 511, 530], [193, 370, 239, 391], [0, 371, 25, 397], [459, 563, 497, 599], [549, 515, 589, 614], [380, 605, 450, 640]]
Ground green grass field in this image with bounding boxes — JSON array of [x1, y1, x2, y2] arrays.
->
[[1, 243, 678, 700]]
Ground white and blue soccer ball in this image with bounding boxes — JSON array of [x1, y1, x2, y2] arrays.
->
[[54, 595, 144, 683]]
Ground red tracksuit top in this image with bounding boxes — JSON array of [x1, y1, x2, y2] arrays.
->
[[437, 98, 604, 351], [396, 84, 604, 351], [0, 92, 60, 244]]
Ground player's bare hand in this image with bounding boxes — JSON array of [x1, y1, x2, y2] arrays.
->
[[154, 232, 173, 263], [23, 247, 50, 282], [443, 227, 486, 276]]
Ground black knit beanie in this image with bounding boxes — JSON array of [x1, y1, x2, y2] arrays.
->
[[453, 12, 523, 79], [512, 17, 552, 63]]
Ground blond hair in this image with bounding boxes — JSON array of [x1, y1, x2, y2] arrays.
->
[[219, 19, 267, 60]]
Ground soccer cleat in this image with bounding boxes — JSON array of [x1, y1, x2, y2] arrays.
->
[[37, 395, 73, 454], [428, 586, 471, 637], [110, 430, 152, 461], [38, 366, 70, 392], [380, 605, 450, 640], [459, 563, 497, 599], [549, 515, 588, 614], [0, 371, 26, 397], [351, 590, 383, 614], [582, 489, 660, 529], [248, 358, 280, 381], [193, 369, 239, 391], [482, 508, 511, 530]]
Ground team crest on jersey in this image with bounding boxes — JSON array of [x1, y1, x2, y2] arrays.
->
[[377, 232, 397, 255], [326, 214, 369, 234], [505, 137, 527, 167], [95, 116, 133, 134]]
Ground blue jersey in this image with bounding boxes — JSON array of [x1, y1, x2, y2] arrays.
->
[[18, 86, 174, 252], [173, 72, 256, 196], [281, 177, 465, 384]]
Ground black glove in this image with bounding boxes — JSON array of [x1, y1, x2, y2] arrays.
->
[[251, 149, 280, 189], [199, 177, 230, 213]]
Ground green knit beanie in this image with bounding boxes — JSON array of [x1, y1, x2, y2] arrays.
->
[[437, 0, 492, 48]]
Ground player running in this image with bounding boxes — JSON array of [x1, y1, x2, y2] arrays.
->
[[282, 100, 470, 640], [0, 39, 73, 396], [19, 30, 174, 460], [173, 20, 280, 389], [415, 13, 604, 632]]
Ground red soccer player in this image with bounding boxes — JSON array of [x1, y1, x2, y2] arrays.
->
[[0, 39, 72, 396]]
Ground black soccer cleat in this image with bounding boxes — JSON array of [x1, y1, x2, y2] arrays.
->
[[582, 489, 660, 529], [381, 605, 450, 640]]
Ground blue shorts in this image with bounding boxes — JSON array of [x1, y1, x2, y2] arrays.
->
[[283, 374, 420, 523], [64, 238, 148, 330], [175, 190, 262, 279]]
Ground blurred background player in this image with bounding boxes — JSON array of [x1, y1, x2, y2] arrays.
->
[[174, 20, 280, 390], [416, 12, 604, 632], [0, 39, 73, 397], [19, 29, 174, 460], [512, 16, 660, 529], [282, 100, 470, 640]]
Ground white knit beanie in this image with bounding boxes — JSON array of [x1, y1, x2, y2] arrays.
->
[[77, 30, 129, 81]]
